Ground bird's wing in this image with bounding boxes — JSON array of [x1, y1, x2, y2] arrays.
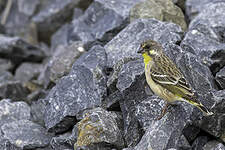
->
[[150, 55, 195, 99]]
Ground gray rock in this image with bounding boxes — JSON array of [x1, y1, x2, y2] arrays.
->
[[183, 125, 200, 142], [105, 19, 183, 89], [0, 0, 6, 14], [27, 89, 47, 104], [15, 62, 43, 83], [196, 90, 225, 138], [0, 35, 45, 65], [44, 45, 107, 133], [31, 99, 47, 126], [192, 136, 209, 150], [0, 71, 14, 83], [49, 41, 85, 82], [0, 132, 21, 150], [215, 67, 225, 89], [32, 0, 80, 43], [74, 108, 124, 149], [17, 0, 40, 16], [130, 0, 187, 30], [132, 102, 195, 150], [0, 80, 29, 101], [185, 0, 225, 21], [177, 135, 191, 150], [0, 99, 30, 127], [203, 140, 225, 150], [1, 120, 52, 149], [37, 61, 52, 89], [182, 2, 225, 75], [0, 59, 14, 72], [51, 24, 71, 53], [68, 0, 142, 45], [73, 8, 84, 19]]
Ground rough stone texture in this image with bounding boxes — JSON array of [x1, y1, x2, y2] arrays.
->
[[49, 41, 85, 82], [105, 18, 183, 89], [185, 0, 225, 21], [0, 80, 29, 101], [203, 140, 225, 150], [0, 132, 21, 150], [183, 125, 200, 142], [0, 59, 14, 72], [44, 45, 107, 133], [30, 99, 47, 126], [0, 99, 30, 127], [131, 102, 196, 150], [0, 71, 14, 83], [182, 2, 225, 75], [215, 66, 225, 89], [32, 0, 80, 43], [74, 108, 124, 149], [68, 0, 142, 45], [177, 135, 191, 150], [130, 0, 187, 30], [192, 136, 209, 150], [15, 62, 43, 83], [0, 35, 45, 65], [1, 120, 52, 149]]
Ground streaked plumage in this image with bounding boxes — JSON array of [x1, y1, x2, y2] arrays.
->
[[138, 40, 213, 119]]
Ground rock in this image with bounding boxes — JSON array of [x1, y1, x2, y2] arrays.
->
[[73, 8, 84, 19], [0, 132, 21, 150], [105, 19, 183, 89], [30, 99, 47, 126], [49, 41, 85, 82], [0, 58, 14, 72], [192, 136, 209, 150], [203, 140, 225, 150], [15, 62, 43, 83], [0, 0, 6, 13], [196, 90, 225, 139], [1, 120, 52, 149], [0, 71, 14, 83], [183, 125, 200, 142], [50, 130, 76, 150], [27, 89, 47, 104], [44, 45, 107, 133], [0, 35, 45, 65], [172, 0, 186, 11], [0, 80, 29, 101], [37, 61, 52, 89], [32, 0, 80, 43], [177, 135, 191, 150], [131, 102, 196, 150], [130, 0, 187, 30], [68, 0, 142, 45], [182, 2, 225, 75], [51, 24, 71, 53], [185, 0, 224, 21], [0, 99, 30, 127], [74, 108, 124, 149], [17, 0, 40, 16], [215, 66, 225, 89]]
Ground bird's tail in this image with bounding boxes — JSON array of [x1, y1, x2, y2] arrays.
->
[[186, 100, 214, 116]]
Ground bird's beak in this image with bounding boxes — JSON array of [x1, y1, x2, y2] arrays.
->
[[137, 46, 144, 54]]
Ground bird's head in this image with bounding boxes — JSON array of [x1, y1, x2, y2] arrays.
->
[[137, 40, 163, 59]]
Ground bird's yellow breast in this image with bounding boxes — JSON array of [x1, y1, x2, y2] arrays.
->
[[142, 52, 152, 68]]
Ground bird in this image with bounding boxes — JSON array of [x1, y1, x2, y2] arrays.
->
[[137, 39, 213, 119]]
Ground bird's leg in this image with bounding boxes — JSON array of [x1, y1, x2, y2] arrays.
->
[[157, 103, 169, 120]]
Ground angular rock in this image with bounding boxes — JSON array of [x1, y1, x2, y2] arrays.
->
[[73, 8, 84, 19], [185, 0, 224, 21], [215, 66, 225, 89], [130, 0, 187, 30], [0, 35, 45, 65], [1, 120, 52, 149], [0, 59, 14, 72], [192, 136, 209, 150], [0, 99, 30, 127], [31, 99, 47, 126], [177, 135, 191, 150], [203, 140, 225, 150], [0, 132, 21, 150], [32, 0, 80, 43], [15, 62, 43, 83], [105, 19, 183, 88], [132, 102, 196, 150], [183, 125, 200, 142], [44, 45, 107, 133], [49, 41, 85, 82], [0, 80, 29, 101], [68, 0, 142, 45], [0, 71, 14, 83], [182, 2, 225, 75], [74, 108, 124, 149]]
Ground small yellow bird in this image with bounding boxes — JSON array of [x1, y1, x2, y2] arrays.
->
[[137, 40, 213, 119]]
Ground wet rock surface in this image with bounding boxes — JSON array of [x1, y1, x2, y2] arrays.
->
[[0, 0, 225, 149]]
